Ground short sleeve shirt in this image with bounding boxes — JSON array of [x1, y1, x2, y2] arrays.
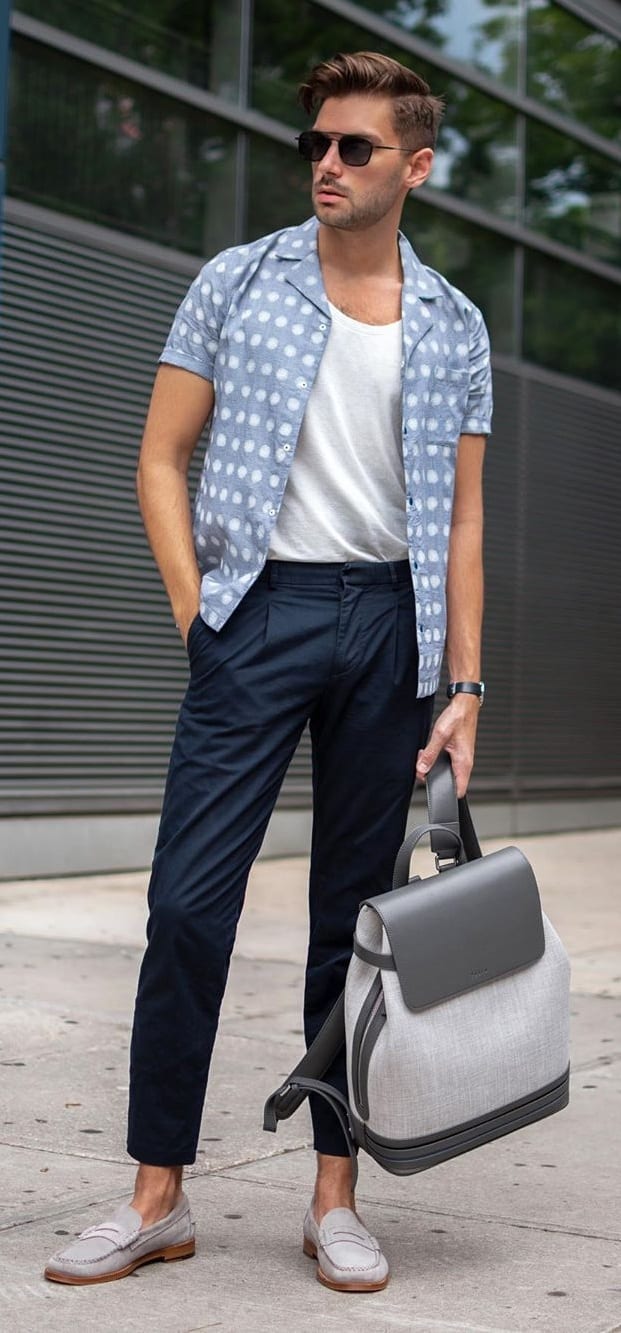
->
[[159, 215, 493, 697]]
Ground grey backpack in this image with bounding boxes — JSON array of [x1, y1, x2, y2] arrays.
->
[[264, 753, 570, 1185]]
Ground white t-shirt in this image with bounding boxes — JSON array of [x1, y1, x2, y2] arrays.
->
[[268, 301, 408, 562]]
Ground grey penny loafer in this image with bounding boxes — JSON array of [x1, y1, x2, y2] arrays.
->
[[302, 1205, 389, 1292], [44, 1192, 195, 1285]]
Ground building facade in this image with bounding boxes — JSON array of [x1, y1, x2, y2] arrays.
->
[[1, 0, 620, 876]]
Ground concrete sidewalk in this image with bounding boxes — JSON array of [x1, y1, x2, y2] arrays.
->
[[0, 828, 619, 1333]]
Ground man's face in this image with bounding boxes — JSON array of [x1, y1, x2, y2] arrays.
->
[[309, 94, 429, 231]]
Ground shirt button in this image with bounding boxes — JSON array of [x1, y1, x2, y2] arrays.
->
[[269, 508, 276, 516], [284, 444, 292, 452], [300, 380, 307, 388]]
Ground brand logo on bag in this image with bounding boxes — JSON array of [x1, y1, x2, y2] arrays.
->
[[470, 966, 489, 979]]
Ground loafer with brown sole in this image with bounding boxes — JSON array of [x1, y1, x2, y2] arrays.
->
[[302, 1205, 389, 1293], [44, 1192, 195, 1285]]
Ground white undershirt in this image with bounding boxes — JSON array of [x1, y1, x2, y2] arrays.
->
[[268, 301, 408, 562]]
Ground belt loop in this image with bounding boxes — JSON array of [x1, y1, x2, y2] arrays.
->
[[268, 560, 278, 588], [389, 561, 399, 587]]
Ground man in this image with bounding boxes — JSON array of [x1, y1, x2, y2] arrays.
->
[[45, 51, 491, 1292]]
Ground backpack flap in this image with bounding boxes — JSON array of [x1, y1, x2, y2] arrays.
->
[[362, 845, 545, 1012]]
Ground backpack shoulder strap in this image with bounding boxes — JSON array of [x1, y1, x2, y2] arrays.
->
[[262, 991, 345, 1124]]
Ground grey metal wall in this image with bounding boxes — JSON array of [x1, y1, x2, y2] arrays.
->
[[477, 363, 621, 800], [1, 203, 619, 823]]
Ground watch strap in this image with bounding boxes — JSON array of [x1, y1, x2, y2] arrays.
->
[[447, 681, 485, 703]]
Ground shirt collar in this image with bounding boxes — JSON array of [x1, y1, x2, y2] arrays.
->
[[275, 216, 441, 340]]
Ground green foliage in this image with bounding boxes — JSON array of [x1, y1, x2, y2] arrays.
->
[[526, 2, 621, 145]]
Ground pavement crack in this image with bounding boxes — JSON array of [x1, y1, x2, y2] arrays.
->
[[211, 1171, 621, 1243]]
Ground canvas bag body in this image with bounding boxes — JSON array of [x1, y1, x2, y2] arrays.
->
[[346, 896, 570, 1153], [263, 755, 571, 1179]]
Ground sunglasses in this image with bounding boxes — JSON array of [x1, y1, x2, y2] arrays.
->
[[296, 130, 413, 167]]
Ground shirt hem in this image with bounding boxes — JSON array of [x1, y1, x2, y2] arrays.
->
[[159, 350, 215, 381]]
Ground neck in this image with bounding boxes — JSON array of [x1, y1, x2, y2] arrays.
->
[[317, 212, 403, 280]]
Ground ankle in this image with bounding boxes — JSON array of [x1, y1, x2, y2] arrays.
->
[[131, 1164, 184, 1227], [312, 1152, 355, 1223], [312, 1192, 355, 1224]]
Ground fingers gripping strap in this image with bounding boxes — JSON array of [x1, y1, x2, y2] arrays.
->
[[424, 752, 461, 860]]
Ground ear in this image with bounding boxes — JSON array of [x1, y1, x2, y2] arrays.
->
[[403, 147, 434, 191]]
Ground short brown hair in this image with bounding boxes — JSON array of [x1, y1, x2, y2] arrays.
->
[[298, 51, 444, 150]]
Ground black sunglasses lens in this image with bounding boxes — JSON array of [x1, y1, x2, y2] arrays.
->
[[298, 132, 373, 165], [339, 136, 373, 165], [298, 131, 330, 161]]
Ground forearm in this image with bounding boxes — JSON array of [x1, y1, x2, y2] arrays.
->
[[445, 517, 484, 682], [136, 459, 201, 627]]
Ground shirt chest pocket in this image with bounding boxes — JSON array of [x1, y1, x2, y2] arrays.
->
[[423, 367, 469, 446]]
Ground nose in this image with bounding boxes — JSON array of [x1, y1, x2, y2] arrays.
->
[[317, 139, 343, 175]]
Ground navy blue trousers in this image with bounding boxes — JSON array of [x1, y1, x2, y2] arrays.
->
[[127, 559, 434, 1164]]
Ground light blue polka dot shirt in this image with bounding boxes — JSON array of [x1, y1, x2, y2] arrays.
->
[[159, 215, 493, 698]]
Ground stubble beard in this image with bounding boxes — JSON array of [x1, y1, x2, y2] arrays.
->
[[313, 172, 404, 231]]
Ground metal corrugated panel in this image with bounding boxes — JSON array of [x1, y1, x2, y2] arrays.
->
[[516, 375, 621, 794], [475, 367, 523, 789], [0, 210, 313, 813], [0, 216, 191, 811], [434, 363, 621, 801]]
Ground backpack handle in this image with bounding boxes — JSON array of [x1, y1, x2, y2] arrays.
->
[[423, 751, 460, 860], [392, 821, 465, 890]]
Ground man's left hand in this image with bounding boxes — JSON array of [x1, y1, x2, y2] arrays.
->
[[415, 695, 480, 798]]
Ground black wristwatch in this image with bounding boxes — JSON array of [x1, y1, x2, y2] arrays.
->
[[446, 680, 485, 707]]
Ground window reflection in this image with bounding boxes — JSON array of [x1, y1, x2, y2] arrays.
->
[[15, 0, 241, 101], [7, 37, 237, 255], [524, 251, 620, 390], [252, 0, 518, 220], [245, 134, 312, 241], [354, 0, 521, 87], [525, 122, 621, 267], [402, 199, 516, 354], [527, 1, 621, 145]]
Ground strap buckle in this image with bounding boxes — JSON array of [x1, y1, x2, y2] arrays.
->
[[435, 852, 458, 873]]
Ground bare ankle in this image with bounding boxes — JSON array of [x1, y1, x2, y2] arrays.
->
[[131, 1164, 184, 1226], [312, 1152, 355, 1222]]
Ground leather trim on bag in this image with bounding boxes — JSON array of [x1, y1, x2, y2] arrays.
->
[[350, 973, 382, 1117], [356, 996, 387, 1121], [354, 1066, 570, 1160]]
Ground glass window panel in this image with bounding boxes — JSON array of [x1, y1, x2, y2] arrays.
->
[[527, 1, 621, 145], [354, 0, 521, 88], [402, 199, 516, 354], [15, 0, 242, 101], [244, 134, 313, 243], [7, 37, 237, 255], [525, 121, 621, 267], [523, 250, 620, 390], [252, 0, 519, 221]]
